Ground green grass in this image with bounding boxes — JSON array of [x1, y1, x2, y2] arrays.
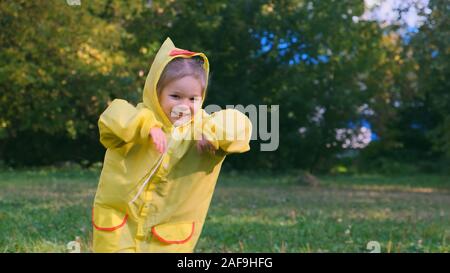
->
[[0, 167, 449, 253]]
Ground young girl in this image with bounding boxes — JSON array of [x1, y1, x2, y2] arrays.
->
[[92, 37, 252, 253]]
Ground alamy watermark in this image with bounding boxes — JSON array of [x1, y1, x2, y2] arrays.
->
[[366, 241, 381, 253], [66, 0, 81, 6], [67, 236, 81, 253], [170, 104, 279, 152], [205, 104, 279, 152]]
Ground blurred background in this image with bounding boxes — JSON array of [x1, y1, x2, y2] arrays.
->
[[0, 0, 449, 252], [1, 0, 449, 175]]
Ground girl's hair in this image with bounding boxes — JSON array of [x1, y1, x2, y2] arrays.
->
[[156, 56, 206, 95]]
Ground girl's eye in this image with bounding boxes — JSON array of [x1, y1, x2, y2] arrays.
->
[[170, 94, 180, 99]]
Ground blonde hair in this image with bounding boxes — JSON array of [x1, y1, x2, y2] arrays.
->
[[156, 56, 207, 95]]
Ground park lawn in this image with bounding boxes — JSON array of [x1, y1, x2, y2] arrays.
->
[[0, 167, 449, 253]]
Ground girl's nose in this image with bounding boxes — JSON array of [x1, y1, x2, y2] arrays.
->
[[180, 99, 194, 110], [183, 98, 193, 106]]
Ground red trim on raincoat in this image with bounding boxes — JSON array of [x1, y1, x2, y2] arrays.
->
[[92, 207, 128, 231], [151, 222, 195, 244], [169, 49, 197, 57]]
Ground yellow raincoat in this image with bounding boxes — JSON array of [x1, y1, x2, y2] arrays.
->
[[92, 37, 252, 253]]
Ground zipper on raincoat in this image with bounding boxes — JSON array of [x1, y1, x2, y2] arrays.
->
[[128, 127, 174, 205]]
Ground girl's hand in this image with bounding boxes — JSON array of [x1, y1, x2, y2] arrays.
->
[[149, 127, 167, 154], [196, 134, 216, 155]]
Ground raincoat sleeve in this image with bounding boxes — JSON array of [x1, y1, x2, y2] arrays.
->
[[200, 109, 252, 154], [98, 99, 162, 149]]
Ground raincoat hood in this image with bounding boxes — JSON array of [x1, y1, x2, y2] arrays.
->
[[142, 37, 210, 129]]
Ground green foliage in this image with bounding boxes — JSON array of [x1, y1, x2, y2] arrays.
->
[[361, 0, 450, 168], [0, 0, 448, 172]]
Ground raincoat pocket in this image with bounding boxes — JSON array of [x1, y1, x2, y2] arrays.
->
[[92, 205, 128, 231], [92, 205, 133, 253], [151, 221, 195, 244]]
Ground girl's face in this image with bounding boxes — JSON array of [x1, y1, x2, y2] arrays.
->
[[158, 76, 203, 125]]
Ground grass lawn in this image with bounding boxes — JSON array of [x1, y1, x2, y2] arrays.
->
[[0, 167, 449, 253]]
